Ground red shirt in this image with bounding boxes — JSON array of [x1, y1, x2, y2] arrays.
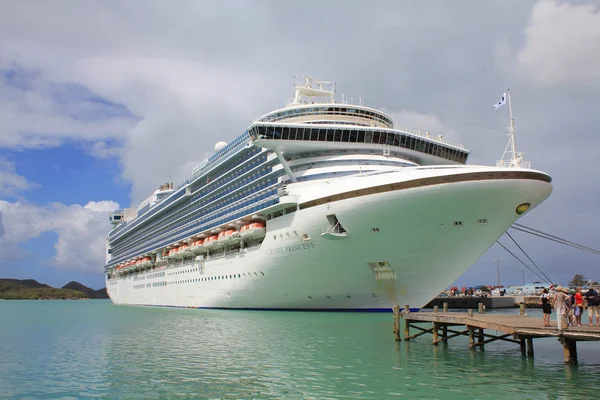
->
[[575, 292, 583, 306]]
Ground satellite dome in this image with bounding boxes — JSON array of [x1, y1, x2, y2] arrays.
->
[[214, 141, 227, 152]]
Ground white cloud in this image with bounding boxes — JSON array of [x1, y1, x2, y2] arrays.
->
[[517, 0, 600, 86], [0, 159, 38, 197], [0, 200, 119, 272], [0, 66, 137, 149], [384, 109, 462, 147]]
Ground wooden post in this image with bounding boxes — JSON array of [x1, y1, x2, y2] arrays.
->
[[562, 338, 578, 364], [442, 325, 448, 344], [404, 305, 410, 341], [526, 336, 534, 357], [519, 337, 526, 356], [443, 302, 448, 312], [432, 322, 439, 345], [433, 305, 439, 313], [519, 302, 525, 316], [393, 305, 401, 341], [478, 328, 484, 350], [468, 326, 475, 349], [478, 302, 484, 313], [467, 309, 474, 317]]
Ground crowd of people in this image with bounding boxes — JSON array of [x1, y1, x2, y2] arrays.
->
[[541, 286, 600, 329]]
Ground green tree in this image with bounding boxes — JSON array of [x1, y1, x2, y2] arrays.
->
[[569, 274, 587, 288]]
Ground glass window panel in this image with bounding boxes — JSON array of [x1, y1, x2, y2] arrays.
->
[[333, 129, 342, 142], [348, 130, 357, 143], [341, 130, 350, 142], [325, 129, 334, 142]]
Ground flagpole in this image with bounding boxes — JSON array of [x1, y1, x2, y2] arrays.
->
[[507, 89, 517, 167]]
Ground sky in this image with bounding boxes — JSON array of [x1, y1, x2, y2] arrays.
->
[[0, 0, 599, 290]]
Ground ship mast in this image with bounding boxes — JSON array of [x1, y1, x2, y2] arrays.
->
[[496, 89, 530, 169]]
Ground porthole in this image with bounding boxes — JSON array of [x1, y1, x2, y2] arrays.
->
[[326, 295, 331, 299], [254, 272, 257, 276], [372, 293, 378, 298], [238, 274, 241, 278], [260, 271, 264, 276], [346, 295, 351, 299], [308, 296, 313, 299]]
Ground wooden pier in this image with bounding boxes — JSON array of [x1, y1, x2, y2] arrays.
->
[[392, 304, 600, 364]]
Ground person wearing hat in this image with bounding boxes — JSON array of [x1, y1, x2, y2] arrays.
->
[[553, 286, 569, 330]]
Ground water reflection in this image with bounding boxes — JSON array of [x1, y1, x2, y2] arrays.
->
[[2, 301, 600, 399]]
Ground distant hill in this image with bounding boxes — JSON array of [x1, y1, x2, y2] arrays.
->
[[0, 279, 109, 300], [62, 281, 109, 299], [1, 278, 51, 289]]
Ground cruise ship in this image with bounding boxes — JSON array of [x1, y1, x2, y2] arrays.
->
[[105, 77, 552, 311]]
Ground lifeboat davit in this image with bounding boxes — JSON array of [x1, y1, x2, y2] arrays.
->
[[203, 235, 221, 250], [240, 222, 266, 239], [189, 239, 205, 253], [218, 229, 241, 245]]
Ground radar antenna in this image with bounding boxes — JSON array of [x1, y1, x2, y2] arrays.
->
[[289, 75, 335, 106]]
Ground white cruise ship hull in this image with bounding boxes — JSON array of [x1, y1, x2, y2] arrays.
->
[[107, 167, 552, 310]]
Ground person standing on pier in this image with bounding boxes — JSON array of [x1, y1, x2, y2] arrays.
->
[[552, 286, 569, 330], [574, 288, 583, 326], [586, 287, 599, 326], [540, 288, 552, 327]]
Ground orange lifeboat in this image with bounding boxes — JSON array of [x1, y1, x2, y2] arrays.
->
[[168, 247, 179, 259], [140, 257, 152, 267], [240, 222, 266, 239], [190, 239, 205, 253], [203, 235, 221, 250], [218, 229, 241, 245]]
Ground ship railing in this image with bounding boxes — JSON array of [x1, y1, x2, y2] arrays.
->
[[394, 125, 465, 149], [495, 160, 532, 169]]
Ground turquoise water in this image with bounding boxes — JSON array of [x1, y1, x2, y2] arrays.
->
[[1, 301, 599, 399]]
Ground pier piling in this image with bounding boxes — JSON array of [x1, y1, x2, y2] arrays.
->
[[561, 338, 578, 364], [392, 305, 401, 341], [526, 337, 534, 357]]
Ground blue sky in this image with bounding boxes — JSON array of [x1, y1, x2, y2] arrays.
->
[[1, 0, 599, 291]]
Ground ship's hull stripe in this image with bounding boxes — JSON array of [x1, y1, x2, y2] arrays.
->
[[299, 170, 551, 210]]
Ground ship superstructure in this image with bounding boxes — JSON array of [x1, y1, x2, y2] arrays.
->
[[105, 77, 552, 310]]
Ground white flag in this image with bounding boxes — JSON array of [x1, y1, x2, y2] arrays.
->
[[494, 92, 506, 110]]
